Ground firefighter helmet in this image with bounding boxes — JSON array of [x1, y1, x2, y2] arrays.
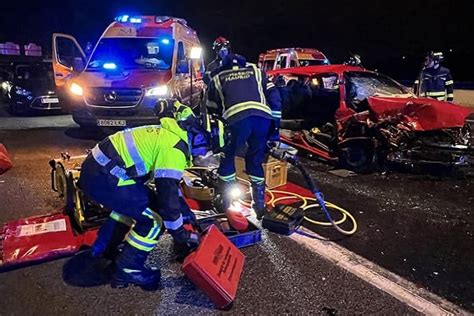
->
[[212, 37, 231, 53], [427, 51, 444, 63]]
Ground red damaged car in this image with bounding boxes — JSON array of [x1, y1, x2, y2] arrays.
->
[[268, 65, 474, 172]]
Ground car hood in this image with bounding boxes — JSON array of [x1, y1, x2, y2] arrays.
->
[[77, 69, 173, 88], [367, 96, 473, 131]]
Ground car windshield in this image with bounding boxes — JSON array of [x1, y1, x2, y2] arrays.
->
[[87, 38, 175, 70], [346, 71, 411, 100], [299, 59, 327, 66], [16, 64, 54, 82]]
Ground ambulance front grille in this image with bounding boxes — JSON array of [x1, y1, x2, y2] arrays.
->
[[85, 88, 143, 107]]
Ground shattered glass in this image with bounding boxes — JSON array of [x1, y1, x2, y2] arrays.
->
[[347, 72, 412, 101]]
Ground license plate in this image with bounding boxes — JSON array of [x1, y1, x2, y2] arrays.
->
[[41, 98, 59, 104], [97, 119, 127, 127]]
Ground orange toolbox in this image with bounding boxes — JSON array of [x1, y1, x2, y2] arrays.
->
[[182, 225, 245, 310]]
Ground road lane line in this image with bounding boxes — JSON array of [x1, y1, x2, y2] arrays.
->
[[291, 228, 470, 315]]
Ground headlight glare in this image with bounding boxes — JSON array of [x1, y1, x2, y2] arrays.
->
[[146, 85, 168, 97], [70, 82, 83, 96]]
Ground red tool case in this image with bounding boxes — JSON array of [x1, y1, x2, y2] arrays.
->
[[182, 225, 245, 310], [0, 213, 97, 269]]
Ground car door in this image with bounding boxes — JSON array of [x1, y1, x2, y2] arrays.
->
[[52, 33, 86, 87]]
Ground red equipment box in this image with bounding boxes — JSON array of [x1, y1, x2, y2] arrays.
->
[[182, 225, 245, 310], [0, 213, 97, 269]]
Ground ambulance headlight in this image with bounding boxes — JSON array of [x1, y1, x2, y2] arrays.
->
[[70, 82, 83, 96], [146, 85, 168, 97]]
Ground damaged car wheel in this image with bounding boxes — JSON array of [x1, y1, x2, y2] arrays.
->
[[338, 138, 378, 173]]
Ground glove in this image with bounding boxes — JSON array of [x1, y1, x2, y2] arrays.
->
[[170, 227, 200, 262]]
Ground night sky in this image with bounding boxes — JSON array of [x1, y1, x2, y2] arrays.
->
[[1, 0, 473, 80]]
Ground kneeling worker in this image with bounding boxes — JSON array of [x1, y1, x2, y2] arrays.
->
[[208, 54, 281, 219], [78, 102, 201, 289]]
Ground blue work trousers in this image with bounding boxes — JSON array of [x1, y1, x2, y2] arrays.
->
[[218, 116, 271, 185]]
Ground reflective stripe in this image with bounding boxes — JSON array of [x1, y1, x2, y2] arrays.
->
[[219, 173, 236, 182], [223, 101, 272, 120], [91, 145, 111, 167], [206, 114, 211, 132], [110, 211, 134, 227], [427, 91, 446, 97], [447, 93, 454, 98], [143, 208, 162, 240], [164, 214, 183, 230], [218, 120, 225, 148], [267, 82, 276, 89], [123, 132, 147, 176], [272, 110, 282, 118], [249, 175, 265, 184], [213, 75, 226, 109], [250, 64, 266, 104], [414, 80, 420, 84], [445, 80, 454, 85], [154, 168, 183, 180], [110, 165, 130, 181], [126, 231, 158, 252]]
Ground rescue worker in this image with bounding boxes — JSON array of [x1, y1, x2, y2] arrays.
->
[[414, 51, 454, 102], [208, 53, 282, 219], [78, 101, 201, 290]]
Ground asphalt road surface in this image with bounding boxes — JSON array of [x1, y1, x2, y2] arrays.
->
[[0, 108, 472, 315]]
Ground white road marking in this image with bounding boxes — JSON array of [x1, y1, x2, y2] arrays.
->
[[291, 228, 470, 315]]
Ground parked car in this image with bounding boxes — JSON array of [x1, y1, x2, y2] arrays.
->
[[52, 15, 205, 129], [269, 65, 474, 172], [258, 48, 330, 72], [6, 61, 62, 115]]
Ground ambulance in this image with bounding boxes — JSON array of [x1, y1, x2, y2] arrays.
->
[[52, 15, 205, 129], [258, 48, 330, 72]]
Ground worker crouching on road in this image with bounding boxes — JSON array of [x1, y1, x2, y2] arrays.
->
[[208, 54, 282, 219], [78, 101, 201, 290], [414, 51, 454, 102]]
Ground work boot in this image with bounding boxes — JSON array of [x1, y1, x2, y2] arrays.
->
[[111, 244, 161, 291], [91, 218, 131, 261], [251, 183, 267, 220]]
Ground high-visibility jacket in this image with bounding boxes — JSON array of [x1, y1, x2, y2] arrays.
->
[[414, 66, 454, 102], [90, 110, 192, 233], [208, 57, 282, 125]]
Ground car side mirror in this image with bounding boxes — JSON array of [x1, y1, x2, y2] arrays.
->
[[73, 57, 85, 72], [176, 59, 189, 74]]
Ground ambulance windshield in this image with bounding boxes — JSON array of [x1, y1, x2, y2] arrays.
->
[[87, 38, 175, 70]]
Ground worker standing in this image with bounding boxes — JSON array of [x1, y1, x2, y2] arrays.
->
[[208, 53, 281, 219], [78, 102, 202, 290], [414, 51, 454, 102]]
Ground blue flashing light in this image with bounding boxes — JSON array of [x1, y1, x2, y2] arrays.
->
[[161, 38, 170, 45], [130, 17, 142, 23], [103, 63, 117, 70], [116, 15, 129, 23]]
